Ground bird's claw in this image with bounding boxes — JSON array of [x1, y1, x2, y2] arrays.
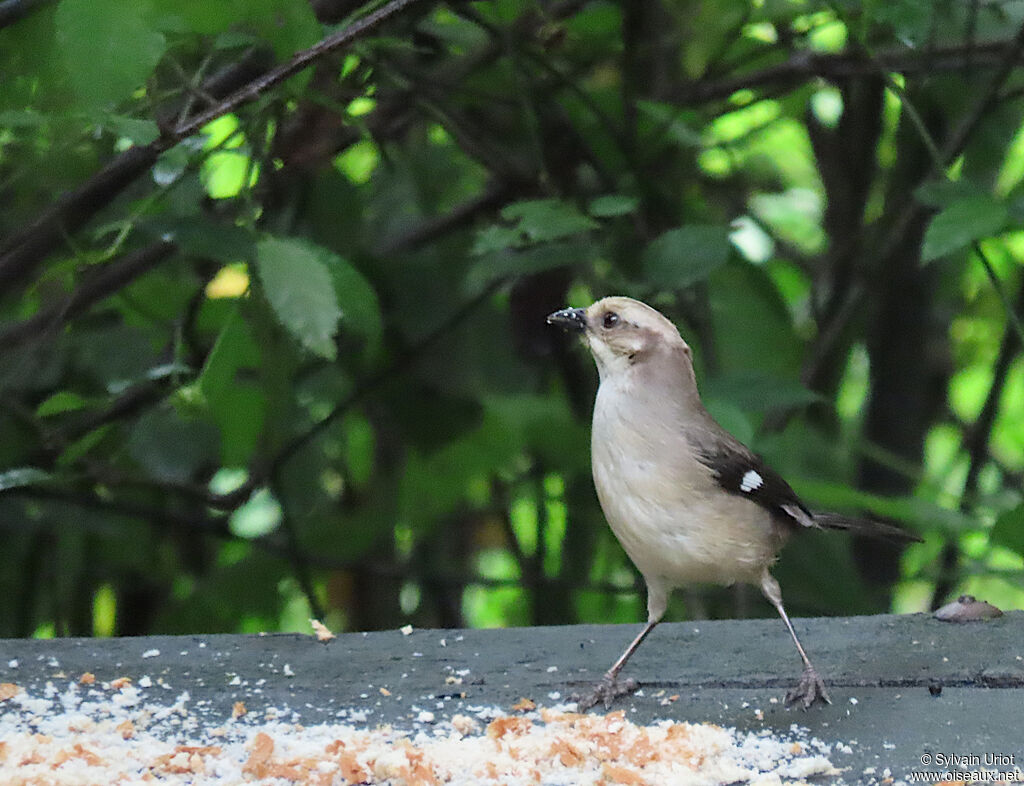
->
[[574, 674, 639, 712], [785, 666, 831, 709]]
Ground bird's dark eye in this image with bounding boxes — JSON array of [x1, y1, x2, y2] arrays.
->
[[602, 312, 619, 329]]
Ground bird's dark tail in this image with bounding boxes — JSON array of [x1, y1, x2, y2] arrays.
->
[[814, 513, 923, 543]]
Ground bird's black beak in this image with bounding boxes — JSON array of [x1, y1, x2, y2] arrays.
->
[[546, 307, 587, 332]]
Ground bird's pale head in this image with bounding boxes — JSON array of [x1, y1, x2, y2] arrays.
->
[[547, 296, 690, 378]]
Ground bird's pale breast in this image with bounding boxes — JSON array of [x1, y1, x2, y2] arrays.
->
[[591, 379, 781, 589]]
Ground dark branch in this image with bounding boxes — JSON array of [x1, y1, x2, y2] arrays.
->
[[679, 37, 1024, 105], [0, 240, 177, 351], [932, 277, 1024, 608], [375, 180, 515, 256], [0, 0, 52, 31], [0, 0, 430, 299]]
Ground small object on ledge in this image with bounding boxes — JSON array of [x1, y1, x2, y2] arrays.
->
[[933, 594, 1003, 623]]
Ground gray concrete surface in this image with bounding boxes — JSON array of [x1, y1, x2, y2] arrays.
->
[[1, 612, 1021, 783]]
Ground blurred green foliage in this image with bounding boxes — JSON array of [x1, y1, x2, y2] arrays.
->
[[1, 0, 1023, 639]]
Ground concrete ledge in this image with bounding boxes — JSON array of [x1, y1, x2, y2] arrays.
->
[[1, 612, 1021, 781]]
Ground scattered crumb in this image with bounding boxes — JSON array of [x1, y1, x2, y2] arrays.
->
[[0, 683, 21, 702], [282, 664, 295, 677], [0, 680, 839, 785], [400, 624, 414, 636], [309, 619, 336, 642], [109, 677, 132, 690], [511, 697, 536, 712], [141, 649, 160, 659], [79, 673, 95, 685], [380, 687, 392, 696]]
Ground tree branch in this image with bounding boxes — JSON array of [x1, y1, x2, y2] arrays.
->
[[0, 0, 430, 299], [679, 37, 1024, 105], [0, 240, 177, 351], [932, 277, 1024, 607]]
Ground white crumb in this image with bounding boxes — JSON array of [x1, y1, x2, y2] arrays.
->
[[0, 682, 839, 785]]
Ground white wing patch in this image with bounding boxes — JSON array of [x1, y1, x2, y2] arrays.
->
[[740, 470, 763, 493]]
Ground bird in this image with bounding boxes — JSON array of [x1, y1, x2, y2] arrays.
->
[[546, 296, 921, 711]]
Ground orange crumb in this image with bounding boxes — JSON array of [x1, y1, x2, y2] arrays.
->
[[327, 740, 371, 783], [380, 687, 391, 696], [550, 736, 584, 767], [603, 763, 647, 785], [487, 716, 533, 740], [117, 720, 135, 740], [51, 743, 105, 769], [79, 672, 96, 685], [310, 619, 336, 642], [511, 697, 536, 712], [232, 701, 247, 719], [0, 683, 21, 701], [242, 733, 274, 778], [109, 677, 132, 690]]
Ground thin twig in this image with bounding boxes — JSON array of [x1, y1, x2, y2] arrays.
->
[[0, 0, 428, 295], [976, 243, 1024, 347], [170, 0, 428, 141], [0, 241, 177, 351], [931, 277, 1024, 607]]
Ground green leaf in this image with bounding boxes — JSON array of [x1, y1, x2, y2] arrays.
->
[[36, 391, 90, 417], [103, 116, 160, 145], [256, 237, 344, 360], [0, 467, 52, 491], [991, 504, 1024, 556], [588, 194, 639, 217], [197, 311, 265, 467], [127, 408, 219, 483], [703, 373, 822, 412], [201, 151, 255, 199], [500, 199, 598, 243], [471, 225, 522, 256], [328, 256, 383, 357], [0, 110, 46, 128], [55, 0, 166, 109], [57, 425, 114, 467], [921, 194, 1009, 262], [643, 225, 732, 288], [466, 240, 593, 291]]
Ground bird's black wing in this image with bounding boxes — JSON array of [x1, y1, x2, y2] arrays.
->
[[690, 437, 819, 530], [690, 432, 923, 542]]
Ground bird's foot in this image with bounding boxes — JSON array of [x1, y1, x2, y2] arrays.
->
[[573, 674, 638, 712], [785, 666, 831, 709]]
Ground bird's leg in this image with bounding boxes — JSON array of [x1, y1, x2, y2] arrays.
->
[[575, 620, 658, 712], [760, 571, 831, 709]]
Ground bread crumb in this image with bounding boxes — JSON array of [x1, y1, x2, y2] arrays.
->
[[0, 683, 21, 701], [309, 619, 336, 642]]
